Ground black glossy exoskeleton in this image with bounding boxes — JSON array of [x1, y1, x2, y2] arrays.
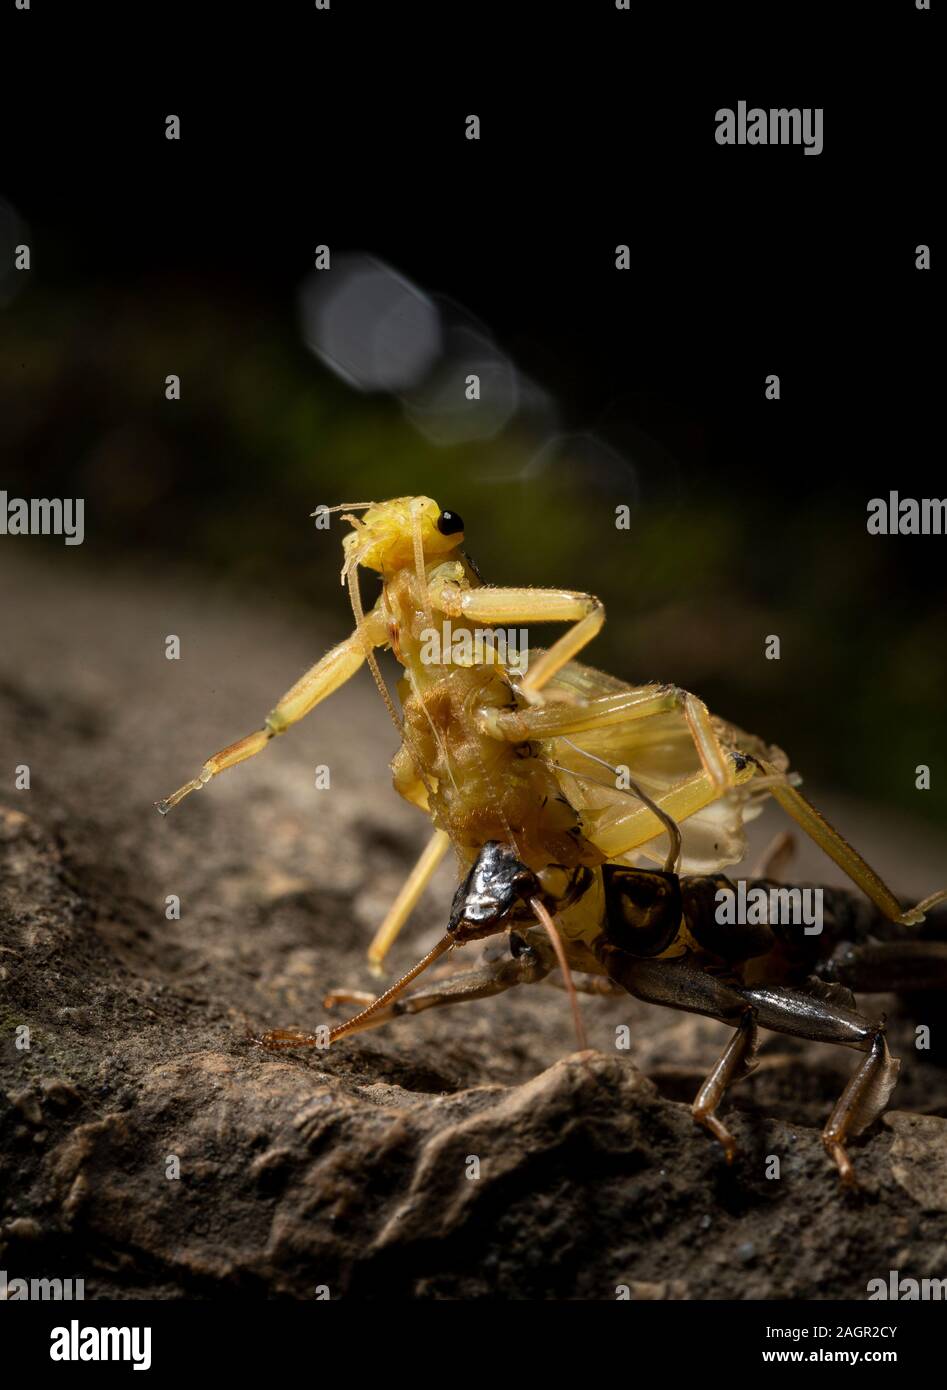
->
[[287, 840, 947, 1186]]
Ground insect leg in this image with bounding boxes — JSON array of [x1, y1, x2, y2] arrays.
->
[[589, 760, 758, 861], [759, 759, 946, 927], [692, 1009, 760, 1162], [821, 1030, 900, 1186], [365, 828, 451, 974], [477, 683, 734, 790], [818, 939, 947, 993], [431, 582, 604, 696], [264, 935, 557, 1046], [155, 609, 387, 814], [594, 952, 759, 1162], [738, 982, 898, 1185], [592, 755, 946, 929], [597, 947, 898, 1181]]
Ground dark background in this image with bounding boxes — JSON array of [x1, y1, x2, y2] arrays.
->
[[1, 3, 943, 828]]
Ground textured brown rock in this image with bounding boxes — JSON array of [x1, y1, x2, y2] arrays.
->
[[2, 554, 947, 1299], [886, 1112, 947, 1213]]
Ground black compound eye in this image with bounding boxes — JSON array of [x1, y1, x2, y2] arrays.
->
[[436, 509, 464, 536]]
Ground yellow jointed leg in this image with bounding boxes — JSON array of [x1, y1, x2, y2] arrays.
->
[[590, 759, 758, 860], [433, 582, 605, 697], [477, 683, 734, 792], [156, 610, 386, 815], [760, 761, 946, 927], [445, 577, 730, 794], [593, 751, 943, 929], [477, 687, 676, 740], [366, 828, 451, 975]]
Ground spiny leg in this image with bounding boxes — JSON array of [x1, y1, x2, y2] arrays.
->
[[692, 1009, 760, 1163], [590, 753, 944, 931], [156, 606, 387, 814]]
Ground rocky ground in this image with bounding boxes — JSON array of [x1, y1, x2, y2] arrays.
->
[[1, 552, 946, 1300]]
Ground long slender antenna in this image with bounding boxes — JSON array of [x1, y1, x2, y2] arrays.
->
[[530, 896, 587, 1051], [406, 662, 460, 796], [337, 526, 445, 819], [558, 737, 682, 874], [346, 560, 404, 736], [327, 933, 454, 1041], [311, 501, 375, 516]]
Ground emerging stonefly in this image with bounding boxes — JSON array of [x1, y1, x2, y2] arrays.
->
[[156, 496, 947, 1185]]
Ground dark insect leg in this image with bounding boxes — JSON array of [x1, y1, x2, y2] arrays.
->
[[736, 983, 900, 1184], [328, 939, 556, 1035], [596, 952, 760, 1163], [596, 949, 749, 1024], [259, 936, 556, 1048], [818, 939, 947, 993], [822, 1030, 899, 1186], [597, 946, 899, 1181], [692, 1009, 759, 1162]]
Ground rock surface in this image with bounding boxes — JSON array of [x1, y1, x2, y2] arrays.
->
[[2, 554, 947, 1300]]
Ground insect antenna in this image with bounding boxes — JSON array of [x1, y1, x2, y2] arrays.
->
[[530, 896, 587, 1052], [406, 662, 461, 796], [327, 933, 454, 1042], [310, 501, 375, 516], [557, 737, 682, 874], [345, 555, 404, 736]]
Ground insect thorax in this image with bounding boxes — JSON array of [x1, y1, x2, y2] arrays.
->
[[394, 664, 600, 871]]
